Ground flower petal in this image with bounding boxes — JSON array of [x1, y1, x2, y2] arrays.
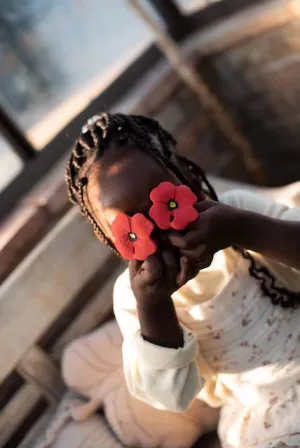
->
[[111, 213, 131, 238], [150, 182, 176, 204], [131, 213, 154, 238], [171, 205, 198, 230], [114, 235, 135, 260], [133, 238, 157, 260], [149, 203, 172, 229], [174, 185, 197, 207]]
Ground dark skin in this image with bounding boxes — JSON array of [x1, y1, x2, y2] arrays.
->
[[87, 147, 187, 348], [169, 200, 300, 272], [86, 146, 300, 350]]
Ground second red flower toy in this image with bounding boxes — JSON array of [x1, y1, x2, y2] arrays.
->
[[112, 182, 198, 260], [112, 213, 156, 260], [149, 181, 198, 230]]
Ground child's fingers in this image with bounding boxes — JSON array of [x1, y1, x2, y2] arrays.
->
[[169, 227, 205, 250], [190, 252, 214, 272], [140, 255, 162, 285], [169, 229, 202, 250], [176, 256, 191, 288], [162, 251, 177, 280], [129, 259, 142, 278], [180, 244, 207, 260], [194, 200, 216, 213]]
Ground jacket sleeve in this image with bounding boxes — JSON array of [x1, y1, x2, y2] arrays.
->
[[113, 269, 204, 412], [220, 189, 300, 222]]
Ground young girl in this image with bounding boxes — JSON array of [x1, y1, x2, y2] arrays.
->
[[64, 112, 300, 448]]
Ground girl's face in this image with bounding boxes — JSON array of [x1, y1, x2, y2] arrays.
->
[[86, 146, 192, 255]]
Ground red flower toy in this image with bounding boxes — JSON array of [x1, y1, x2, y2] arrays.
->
[[149, 182, 198, 230], [112, 213, 157, 260]]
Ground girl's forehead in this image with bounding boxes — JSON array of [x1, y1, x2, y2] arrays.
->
[[87, 148, 179, 226]]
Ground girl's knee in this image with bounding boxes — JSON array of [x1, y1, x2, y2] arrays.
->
[[62, 320, 123, 394]]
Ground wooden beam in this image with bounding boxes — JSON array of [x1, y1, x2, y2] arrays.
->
[[17, 346, 65, 403], [0, 208, 111, 383], [0, 383, 41, 447], [0, 105, 35, 161], [51, 264, 124, 361], [128, 0, 265, 183], [17, 404, 57, 448], [185, 0, 298, 57], [147, 0, 191, 40]]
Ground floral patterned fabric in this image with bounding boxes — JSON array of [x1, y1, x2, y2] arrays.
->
[[114, 190, 300, 447]]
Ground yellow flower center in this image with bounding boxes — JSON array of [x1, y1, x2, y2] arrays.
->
[[168, 200, 178, 210], [128, 232, 137, 242]]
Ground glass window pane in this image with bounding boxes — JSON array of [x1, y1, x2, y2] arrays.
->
[[0, 1, 155, 149], [0, 136, 23, 191], [176, 0, 223, 13]]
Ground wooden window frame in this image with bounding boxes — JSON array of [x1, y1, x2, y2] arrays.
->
[[0, 0, 265, 223]]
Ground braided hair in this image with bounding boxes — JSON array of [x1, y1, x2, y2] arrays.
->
[[66, 112, 300, 309]]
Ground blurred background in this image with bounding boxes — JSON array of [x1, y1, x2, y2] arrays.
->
[[2, 0, 300, 213], [0, 1, 300, 447]]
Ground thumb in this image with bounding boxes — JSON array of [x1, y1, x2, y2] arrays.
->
[[129, 259, 142, 279], [140, 255, 162, 285], [176, 256, 191, 288], [194, 200, 216, 213]]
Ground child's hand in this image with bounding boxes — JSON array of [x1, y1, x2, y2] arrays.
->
[[169, 200, 239, 271], [129, 252, 193, 305], [130, 252, 189, 347]]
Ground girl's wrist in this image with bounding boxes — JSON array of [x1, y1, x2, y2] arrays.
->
[[231, 208, 271, 252], [135, 290, 172, 309], [221, 207, 246, 248], [137, 296, 183, 348]]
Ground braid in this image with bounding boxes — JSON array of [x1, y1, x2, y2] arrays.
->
[[77, 180, 119, 257], [66, 112, 300, 309], [177, 155, 218, 201]]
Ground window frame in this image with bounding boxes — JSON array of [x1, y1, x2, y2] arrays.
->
[[0, 44, 162, 222], [0, 0, 261, 223]]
